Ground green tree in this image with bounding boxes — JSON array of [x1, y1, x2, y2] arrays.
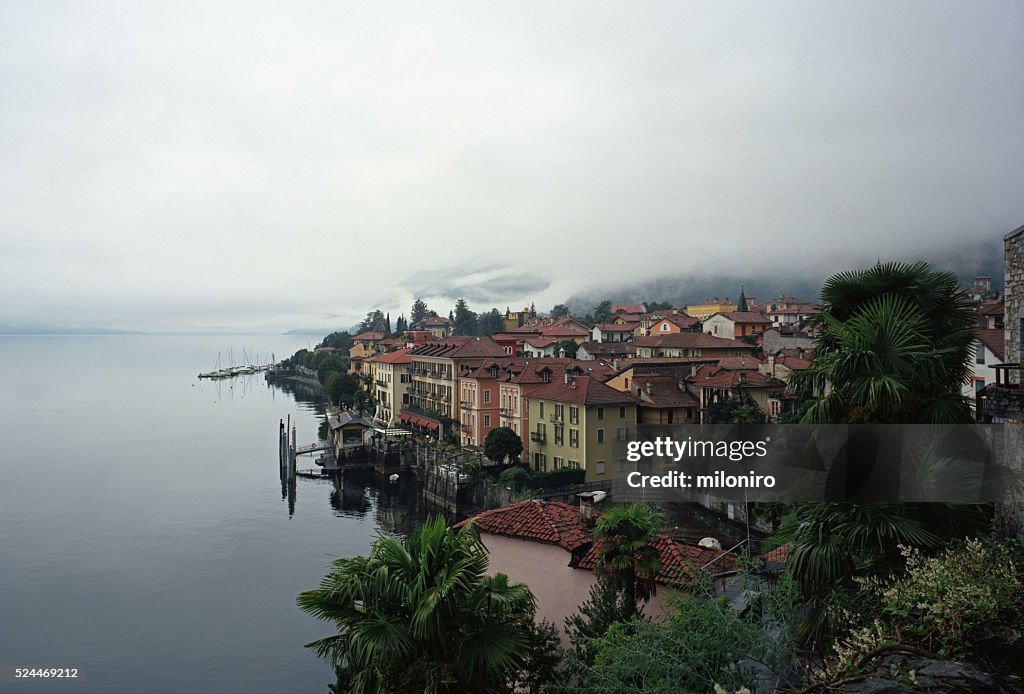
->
[[477, 308, 505, 336], [298, 517, 537, 693], [410, 298, 430, 325], [316, 354, 347, 383], [645, 300, 673, 312], [453, 298, 478, 336], [318, 331, 353, 351], [550, 304, 570, 317], [781, 261, 984, 646], [484, 427, 524, 464], [592, 503, 663, 622], [703, 394, 766, 424], [324, 372, 360, 406], [567, 579, 798, 692], [593, 300, 613, 324], [791, 261, 975, 425], [556, 340, 579, 359], [564, 576, 634, 665]]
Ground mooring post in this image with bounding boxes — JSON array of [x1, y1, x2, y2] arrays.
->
[[289, 424, 297, 480], [279, 419, 286, 467]]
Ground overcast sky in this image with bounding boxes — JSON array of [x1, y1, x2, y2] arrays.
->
[[2, 1, 1022, 333]]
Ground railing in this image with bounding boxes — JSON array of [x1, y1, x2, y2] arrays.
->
[[530, 432, 546, 443], [549, 414, 563, 423], [499, 407, 517, 417], [993, 363, 1022, 389]]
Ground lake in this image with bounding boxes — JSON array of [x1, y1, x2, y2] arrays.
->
[[0, 334, 427, 693]]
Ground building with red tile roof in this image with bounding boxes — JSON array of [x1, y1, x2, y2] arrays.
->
[[703, 311, 773, 341], [453, 500, 737, 644], [524, 376, 638, 482], [633, 332, 755, 359]]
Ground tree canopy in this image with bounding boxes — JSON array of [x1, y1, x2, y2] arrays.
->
[[484, 427, 523, 464], [298, 516, 537, 693]]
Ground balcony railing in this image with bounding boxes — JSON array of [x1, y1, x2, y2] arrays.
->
[[499, 407, 517, 417], [549, 414, 563, 423], [530, 432, 546, 444]]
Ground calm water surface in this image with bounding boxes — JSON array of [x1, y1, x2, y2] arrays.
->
[[0, 335, 425, 693]]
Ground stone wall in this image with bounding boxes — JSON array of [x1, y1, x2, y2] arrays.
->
[[1006, 224, 1023, 378], [1000, 224, 1023, 539]]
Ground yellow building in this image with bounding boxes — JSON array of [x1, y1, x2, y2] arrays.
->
[[685, 299, 738, 321], [367, 348, 413, 426], [525, 375, 638, 483]]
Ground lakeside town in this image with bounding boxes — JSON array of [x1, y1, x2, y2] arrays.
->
[[273, 228, 1024, 692]]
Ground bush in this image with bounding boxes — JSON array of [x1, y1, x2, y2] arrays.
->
[[831, 537, 1023, 662]]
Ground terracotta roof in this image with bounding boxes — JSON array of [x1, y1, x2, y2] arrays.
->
[[594, 322, 639, 332], [691, 366, 785, 390], [635, 378, 699, 408], [527, 375, 640, 406], [652, 315, 701, 329], [420, 316, 451, 326], [634, 333, 753, 351], [453, 500, 593, 553], [408, 336, 508, 359], [369, 347, 413, 364], [709, 311, 772, 324], [978, 300, 1004, 317], [579, 342, 637, 356], [577, 534, 736, 584], [758, 543, 791, 564], [525, 338, 559, 349], [538, 326, 589, 338], [979, 329, 1005, 361], [773, 355, 812, 371], [715, 357, 765, 370], [612, 304, 646, 315], [353, 331, 385, 341]]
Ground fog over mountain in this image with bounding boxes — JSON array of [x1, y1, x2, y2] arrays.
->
[[2, 3, 1021, 334]]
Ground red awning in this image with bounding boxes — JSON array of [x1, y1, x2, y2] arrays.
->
[[398, 412, 411, 423], [411, 416, 425, 426], [426, 421, 439, 431]]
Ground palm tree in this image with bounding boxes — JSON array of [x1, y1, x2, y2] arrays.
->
[[297, 516, 537, 693], [781, 261, 986, 646], [591, 503, 664, 621], [791, 261, 976, 424]]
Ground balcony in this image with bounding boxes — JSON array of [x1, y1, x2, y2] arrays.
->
[[499, 407, 517, 417], [530, 432, 547, 444], [549, 414, 563, 423]]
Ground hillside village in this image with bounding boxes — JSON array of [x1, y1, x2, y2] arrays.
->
[[288, 276, 1011, 486]]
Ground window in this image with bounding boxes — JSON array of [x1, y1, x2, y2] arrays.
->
[[483, 415, 491, 427], [553, 456, 564, 469], [597, 428, 604, 443], [554, 424, 564, 446], [617, 427, 628, 441], [976, 343, 986, 365], [569, 406, 579, 424], [596, 460, 605, 475], [569, 429, 579, 448], [597, 407, 604, 420], [975, 379, 986, 393], [617, 458, 627, 473], [619, 406, 626, 419], [569, 460, 580, 470], [483, 390, 491, 403], [554, 404, 564, 421], [539, 402, 544, 418]]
